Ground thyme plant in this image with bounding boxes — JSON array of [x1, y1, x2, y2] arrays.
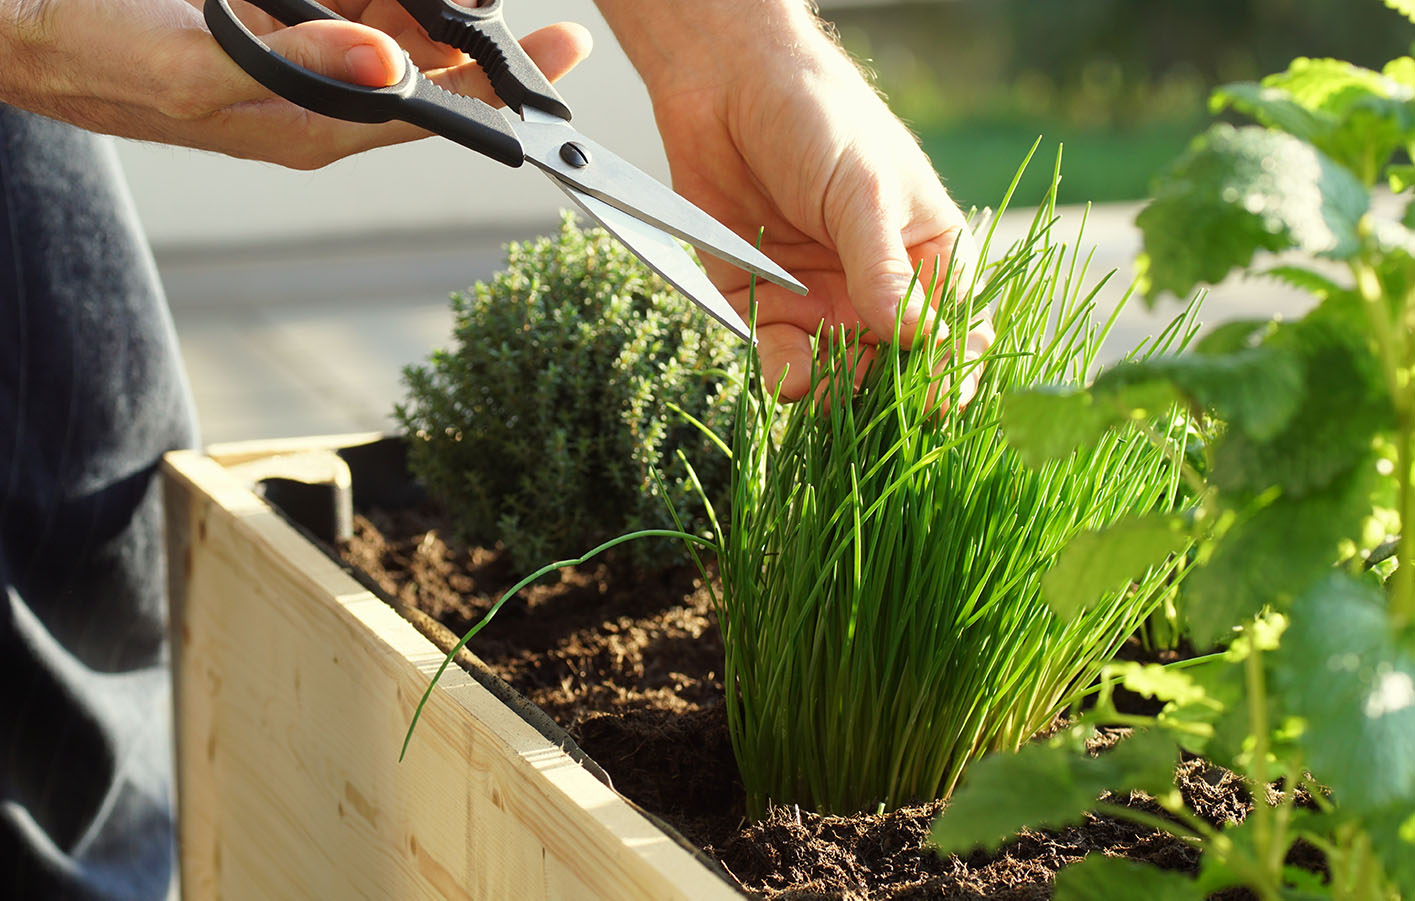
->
[[396, 214, 742, 572], [707, 164, 1198, 817]]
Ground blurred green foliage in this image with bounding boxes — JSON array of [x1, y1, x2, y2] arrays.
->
[[824, 0, 1415, 207]]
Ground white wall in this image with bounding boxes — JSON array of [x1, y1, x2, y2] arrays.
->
[[117, 1, 665, 250]]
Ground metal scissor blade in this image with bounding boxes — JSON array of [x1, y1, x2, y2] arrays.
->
[[514, 108, 807, 296], [550, 180, 754, 343]]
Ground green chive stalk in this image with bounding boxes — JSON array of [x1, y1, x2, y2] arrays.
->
[[710, 167, 1197, 817]]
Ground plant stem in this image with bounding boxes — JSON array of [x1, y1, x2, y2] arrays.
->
[[1352, 261, 1400, 400], [400, 527, 714, 759], [1243, 638, 1283, 901], [1353, 258, 1415, 626], [1092, 801, 1207, 843], [1394, 406, 1415, 629]]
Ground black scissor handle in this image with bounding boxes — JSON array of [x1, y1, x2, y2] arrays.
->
[[204, 0, 523, 167], [396, 0, 571, 120]]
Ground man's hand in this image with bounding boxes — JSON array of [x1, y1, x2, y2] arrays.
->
[[594, 0, 992, 401], [0, 0, 590, 169]]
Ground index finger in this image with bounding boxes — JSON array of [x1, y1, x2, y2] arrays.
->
[[329, 0, 478, 71], [203, 0, 472, 71]]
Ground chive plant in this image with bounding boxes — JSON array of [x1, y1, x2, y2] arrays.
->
[[402, 158, 1202, 818], [706, 166, 1198, 817]]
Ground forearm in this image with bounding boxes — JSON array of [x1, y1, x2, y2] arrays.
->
[[0, 3, 81, 116], [591, 0, 852, 91], [0, 1, 219, 140]]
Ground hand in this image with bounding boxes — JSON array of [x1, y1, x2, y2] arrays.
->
[[595, 0, 992, 402], [0, 0, 591, 169]]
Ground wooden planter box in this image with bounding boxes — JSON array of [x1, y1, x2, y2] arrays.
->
[[163, 434, 739, 899]]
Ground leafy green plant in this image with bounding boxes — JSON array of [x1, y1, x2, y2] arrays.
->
[[396, 214, 744, 572], [932, 8, 1415, 898], [705, 158, 1200, 818]]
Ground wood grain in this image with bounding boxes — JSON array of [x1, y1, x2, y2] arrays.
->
[[163, 448, 739, 900]]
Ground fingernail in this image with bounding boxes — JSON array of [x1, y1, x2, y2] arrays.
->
[[346, 44, 401, 87], [958, 371, 980, 408], [898, 279, 928, 324]]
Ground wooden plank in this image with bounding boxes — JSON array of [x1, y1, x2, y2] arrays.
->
[[204, 431, 386, 467], [163, 449, 739, 900]]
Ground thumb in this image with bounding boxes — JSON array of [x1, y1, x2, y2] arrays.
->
[[243, 20, 406, 94]]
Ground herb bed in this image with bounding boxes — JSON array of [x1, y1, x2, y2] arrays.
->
[[341, 497, 1265, 899]]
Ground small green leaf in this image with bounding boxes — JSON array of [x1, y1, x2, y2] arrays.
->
[[1136, 124, 1370, 302], [1106, 661, 1210, 708], [1270, 574, 1415, 814], [1044, 514, 1192, 620], [1282, 866, 1332, 898], [1384, 0, 1415, 23], [1055, 856, 1204, 901], [1388, 162, 1415, 192], [931, 728, 1179, 854]]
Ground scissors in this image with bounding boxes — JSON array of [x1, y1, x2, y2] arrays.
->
[[203, 0, 808, 341]]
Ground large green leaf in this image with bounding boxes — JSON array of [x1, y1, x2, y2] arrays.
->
[[931, 728, 1179, 854], [1001, 378, 1179, 468], [1209, 82, 1330, 146], [1208, 310, 1393, 499], [1366, 803, 1415, 896], [1258, 265, 1351, 305], [1214, 58, 1415, 182], [1094, 343, 1305, 443], [1183, 458, 1384, 648], [1270, 574, 1415, 815], [1191, 318, 1275, 356], [1055, 856, 1203, 901], [1136, 124, 1370, 303], [1044, 514, 1191, 620], [1001, 387, 1122, 468]]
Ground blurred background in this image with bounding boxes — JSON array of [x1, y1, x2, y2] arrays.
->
[[827, 0, 1411, 210], [122, 0, 1414, 444]]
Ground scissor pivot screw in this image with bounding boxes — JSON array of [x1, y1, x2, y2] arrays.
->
[[559, 142, 592, 168]]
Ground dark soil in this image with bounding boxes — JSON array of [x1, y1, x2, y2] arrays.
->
[[339, 504, 1262, 899]]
